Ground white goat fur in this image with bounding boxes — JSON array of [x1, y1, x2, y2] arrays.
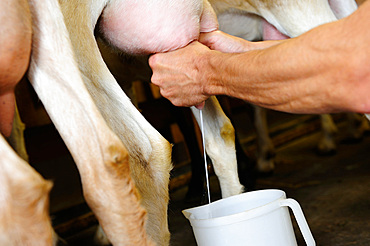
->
[[1, 0, 245, 245], [1, 0, 366, 245]]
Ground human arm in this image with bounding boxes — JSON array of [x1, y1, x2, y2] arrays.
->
[[149, 31, 281, 109], [149, 1, 370, 114]]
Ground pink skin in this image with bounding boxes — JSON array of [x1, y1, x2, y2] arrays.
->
[[0, 0, 32, 137], [99, 0, 219, 109], [100, 0, 219, 55], [262, 19, 289, 41], [0, 93, 16, 137]]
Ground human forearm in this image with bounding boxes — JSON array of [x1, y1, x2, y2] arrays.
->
[[149, 32, 282, 108], [203, 37, 342, 113], [150, 2, 370, 113], [204, 5, 370, 114]]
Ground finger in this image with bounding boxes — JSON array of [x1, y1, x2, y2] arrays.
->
[[148, 53, 159, 69], [199, 30, 221, 47]]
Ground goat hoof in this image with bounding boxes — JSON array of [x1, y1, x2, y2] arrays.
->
[[256, 159, 275, 174]]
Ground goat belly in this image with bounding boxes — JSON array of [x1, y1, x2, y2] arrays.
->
[[99, 0, 205, 55]]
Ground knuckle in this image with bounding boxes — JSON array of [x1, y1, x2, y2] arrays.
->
[[150, 74, 161, 86], [148, 54, 158, 67]]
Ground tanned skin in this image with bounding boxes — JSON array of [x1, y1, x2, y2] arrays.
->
[[149, 0, 370, 114]]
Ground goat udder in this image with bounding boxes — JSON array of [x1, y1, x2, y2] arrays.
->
[[262, 19, 289, 41]]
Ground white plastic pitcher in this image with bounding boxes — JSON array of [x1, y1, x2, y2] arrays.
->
[[183, 189, 315, 246]]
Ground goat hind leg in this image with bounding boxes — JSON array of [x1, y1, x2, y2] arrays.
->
[[28, 0, 154, 245], [345, 113, 370, 141], [318, 114, 338, 154], [253, 105, 275, 173], [191, 96, 244, 198], [0, 134, 53, 246]]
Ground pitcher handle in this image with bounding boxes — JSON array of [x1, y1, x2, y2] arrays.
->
[[280, 198, 316, 246]]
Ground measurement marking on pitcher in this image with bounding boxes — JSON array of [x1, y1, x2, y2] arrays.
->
[[200, 109, 211, 204]]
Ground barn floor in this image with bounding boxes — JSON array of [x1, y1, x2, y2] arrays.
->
[[168, 121, 370, 246], [24, 105, 370, 246]]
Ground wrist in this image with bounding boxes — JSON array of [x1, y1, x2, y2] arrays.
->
[[198, 50, 229, 97]]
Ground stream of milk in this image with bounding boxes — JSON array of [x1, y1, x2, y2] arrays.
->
[[199, 109, 211, 204]]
